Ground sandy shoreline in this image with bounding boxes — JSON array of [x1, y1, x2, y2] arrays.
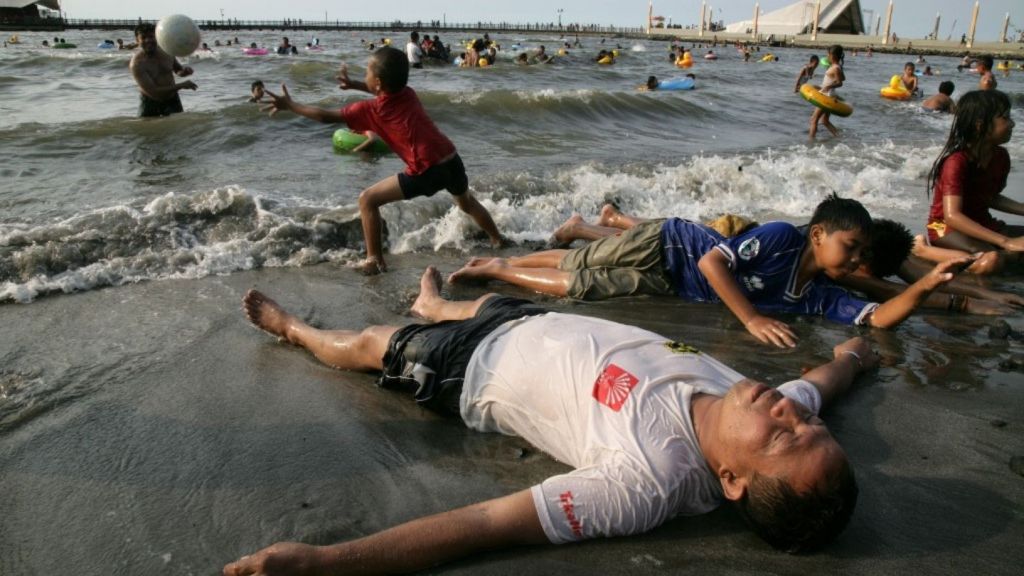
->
[[1, 252, 1022, 574]]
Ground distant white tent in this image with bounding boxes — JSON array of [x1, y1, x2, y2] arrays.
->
[[0, 0, 61, 9], [726, 0, 865, 35]]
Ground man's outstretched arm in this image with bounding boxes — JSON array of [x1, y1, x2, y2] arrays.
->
[[223, 488, 547, 576], [799, 337, 879, 409]]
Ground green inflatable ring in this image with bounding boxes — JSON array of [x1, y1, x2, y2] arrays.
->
[[332, 129, 391, 154], [53, 43, 78, 49]]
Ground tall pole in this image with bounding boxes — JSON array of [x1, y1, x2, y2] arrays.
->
[[647, 1, 653, 34], [1001, 12, 1010, 42], [932, 13, 941, 40], [874, 15, 881, 36], [882, 0, 894, 45], [966, 0, 979, 48], [811, 0, 821, 40], [699, 1, 706, 38], [752, 2, 759, 39]]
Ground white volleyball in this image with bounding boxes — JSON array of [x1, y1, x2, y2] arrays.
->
[[155, 14, 200, 57]]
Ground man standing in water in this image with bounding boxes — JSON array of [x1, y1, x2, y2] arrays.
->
[[129, 23, 196, 117]]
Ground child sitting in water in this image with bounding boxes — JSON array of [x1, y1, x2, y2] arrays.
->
[[248, 80, 264, 103], [925, 89, 1024, 264], [809, 45, 844, 139], [900, 62, 920, 95], [638, 75, 660, 91], [260, 47, 504, 275], [793, 55, 819, 92], [922, 81, 955, 113], [975, 55, 997, 90]]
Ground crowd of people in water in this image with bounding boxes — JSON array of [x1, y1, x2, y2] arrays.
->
[[25, 22, 1024, 575]]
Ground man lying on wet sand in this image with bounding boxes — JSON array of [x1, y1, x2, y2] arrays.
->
[[224, 266, 877, 575]]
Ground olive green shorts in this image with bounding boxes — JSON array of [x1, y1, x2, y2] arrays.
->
[[558, 219, 674, 300]]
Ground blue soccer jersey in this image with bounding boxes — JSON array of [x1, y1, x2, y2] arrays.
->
[[660, 219, 878, 326]]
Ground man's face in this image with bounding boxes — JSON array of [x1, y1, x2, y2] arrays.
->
[[716, 379, 845, 497], [137, 31, 157, 55], [811, 226, 867, 280]]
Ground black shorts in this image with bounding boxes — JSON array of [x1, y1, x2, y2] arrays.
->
[[378, 296, 547, 415], [397, 154, 469, 200], [138, 93, 183, 117]]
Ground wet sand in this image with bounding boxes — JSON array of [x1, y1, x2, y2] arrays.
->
[[1, 252, 1022, 575]]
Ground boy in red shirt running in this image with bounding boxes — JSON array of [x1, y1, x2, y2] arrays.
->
[[262, 47, 503, 274]]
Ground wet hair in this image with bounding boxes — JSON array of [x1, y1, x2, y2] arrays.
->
[[809, 193, 872, 235], [976, 55, 993, 70], [134, 22, 155, 38], [369, 46, 409, 92], [735, 458, 858, 553], [864, 219, 913, 278], [827, 44, 844, 64], [927, 90, 1011, 195], [938, 80, 955, 96], [250, 80, 264, 90], [808, 54, 820, 63], [646, 75, 659, 89], [904, 61, 915, 70]]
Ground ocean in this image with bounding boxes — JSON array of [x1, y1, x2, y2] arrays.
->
[[1, 28, 1022, 575]]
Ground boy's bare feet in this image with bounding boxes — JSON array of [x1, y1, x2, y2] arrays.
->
[[351, 257, 387, 276], [550, 214, 584, 247], [410, 266, 444, 319], [242, 289, 298, 344], [598, 203, 622, 228], [448, 257, 507, 284]]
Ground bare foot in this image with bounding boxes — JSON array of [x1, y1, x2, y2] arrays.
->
[[598, 203, 622, 228], [490, 234, 511, 249], [410, 266, 443, 319], [242, 289, 297, 343], [550, 214, 584, 247], [448, 257, 508, 284], [350, 258, 387, 276]]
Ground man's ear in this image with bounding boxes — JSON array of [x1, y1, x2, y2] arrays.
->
[[719, 469, 749, 501]]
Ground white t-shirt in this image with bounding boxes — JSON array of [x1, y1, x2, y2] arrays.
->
[[405, 41, 422, 64], [460, 313, 822, 544]]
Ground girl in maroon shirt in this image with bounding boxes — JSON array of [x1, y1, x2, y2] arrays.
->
[[925, 90, 1024, 270]]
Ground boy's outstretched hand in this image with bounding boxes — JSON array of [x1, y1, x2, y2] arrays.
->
[[336, 63, 352, 90], [745, 314, 798, 348], [261, 84, 295, 116], [920, 256, 977, 290]]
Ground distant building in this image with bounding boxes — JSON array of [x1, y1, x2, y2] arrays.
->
[[0, 0, 61, 25], [726, 0, 865, 36]]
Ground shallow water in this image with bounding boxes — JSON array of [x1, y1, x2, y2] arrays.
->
[[2, 29, 1022, 302]]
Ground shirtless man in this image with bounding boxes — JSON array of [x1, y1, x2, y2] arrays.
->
[[922, 81, 955, 113], [976, 55, 997, 90], [129, 22, 196, 118]]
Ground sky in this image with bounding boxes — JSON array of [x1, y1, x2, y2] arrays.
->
[[58, 1, 1021, 42]]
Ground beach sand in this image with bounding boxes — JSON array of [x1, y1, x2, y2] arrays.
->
[[1, 252, 1022, 575]]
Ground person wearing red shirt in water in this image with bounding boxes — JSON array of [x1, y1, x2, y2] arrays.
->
[[925, 90, 1024, 271], [261, 47, 504, 274]]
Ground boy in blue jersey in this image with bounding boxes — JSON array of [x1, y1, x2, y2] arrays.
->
[[450, 195, 970, 348]]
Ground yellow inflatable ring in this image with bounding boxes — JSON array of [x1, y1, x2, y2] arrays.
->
[[676, 56, 693, 68], [761, 54, 774, 62], [597, 55, 614, 64], [800, 84, 853, 117], [995, 62, 1010, 71], [880, 74, 912, 100]]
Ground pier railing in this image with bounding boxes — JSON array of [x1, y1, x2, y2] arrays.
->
[[13, 18, 644, 36]]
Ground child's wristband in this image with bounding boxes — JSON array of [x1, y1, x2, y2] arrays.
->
[[841, 350, 862, 369]]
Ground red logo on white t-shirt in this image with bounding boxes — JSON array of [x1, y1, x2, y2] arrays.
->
[[592, 364, 638, 412], [559, 491, 584, 537]]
